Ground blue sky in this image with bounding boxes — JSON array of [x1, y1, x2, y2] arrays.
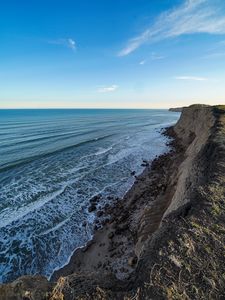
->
[[1, 0, 225, 108]]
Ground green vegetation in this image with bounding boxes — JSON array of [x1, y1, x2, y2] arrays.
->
[[214, 105, 225, 113]]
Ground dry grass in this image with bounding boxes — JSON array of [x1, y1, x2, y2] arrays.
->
[[50, 277, 69, 300]]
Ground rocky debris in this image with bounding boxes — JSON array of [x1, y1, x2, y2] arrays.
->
[[101, 219, 109, 226], [128, 256, 138, 267], [141, 160, 149, 167], [90, 194, 102, 204], [96, 210, 103, 218], [94, 225, 99, 231], [119, 267, 129, 273], [88, 204, 96, 212], [108, 232, 114, 239], [0, 275, 54, 300]]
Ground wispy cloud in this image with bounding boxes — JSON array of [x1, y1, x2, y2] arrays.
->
[[97, 85, 119, 93], [139, 60, 146, 65], [48, 38, 76, 51], [175, 76, 208, 81], [203, 39, 225, 58], [67, 38, 76, 50], [139, 52, 165, 65], [118, 0, 225, 56], [151, 52, 165, 60]]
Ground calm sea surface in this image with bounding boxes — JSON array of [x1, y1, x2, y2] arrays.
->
[[0, 109, 180, 282]]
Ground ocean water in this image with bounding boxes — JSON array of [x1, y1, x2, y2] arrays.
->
[[0, 109, 180, 283]]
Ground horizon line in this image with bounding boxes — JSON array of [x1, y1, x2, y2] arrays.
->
[[0, 107, 171, 110]]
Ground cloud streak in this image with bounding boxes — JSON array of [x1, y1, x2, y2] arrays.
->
[[151, 52, 165, 60], [175, 76, 208, 81], [139, 52, 165, 65], [97, 85, 119, 93], [203, 52, 225, 59], [48, 38, 76, 51], [119, 0, 225, 56]]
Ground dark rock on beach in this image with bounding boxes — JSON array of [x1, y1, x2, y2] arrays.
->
[[128, 256, 138, 267], [88, 204, 96, 212], [96, 210, 103, 218]]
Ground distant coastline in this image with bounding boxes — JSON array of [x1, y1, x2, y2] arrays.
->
[[169, 106, 185, 112]]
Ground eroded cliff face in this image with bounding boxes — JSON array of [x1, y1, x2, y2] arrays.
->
[[134, 105, 225, 299], [134, 105, 216, 257], [164, 105, 215, 215], [0, 105, 224, 300]]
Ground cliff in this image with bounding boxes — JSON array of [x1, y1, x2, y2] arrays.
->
[[133, 104, 225, 299], [0, 105, 224, 300], [168, 107, 185, 112], [169, 104, 209, 112]]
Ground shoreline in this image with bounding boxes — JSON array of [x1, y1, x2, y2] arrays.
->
[[1, 105, 225, 299], [48, 123, 176, 281], [0, 111, 179, 285], [51, 124, 181, 281]]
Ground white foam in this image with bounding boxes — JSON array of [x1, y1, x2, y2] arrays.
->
[[95, 146, 113, 156], [0, 186, 68, 228], [39, 217, 70, 236]]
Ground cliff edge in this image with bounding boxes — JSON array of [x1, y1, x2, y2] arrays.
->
[[0, 105, 224, 300], [168, 107, 185, 112]]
